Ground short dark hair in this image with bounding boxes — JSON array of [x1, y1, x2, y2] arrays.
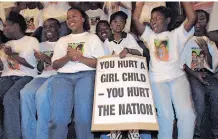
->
[[196, 10, 210, 23], [110, 11, 128, 23], [6, 12, 27, 33], [96, 20, 110, 32], [160, 40, 168, 47], [151, 6, 172, 19], [45, 18, 61, 28], [67, 7, 90, 31], [192, 51, 196, 54]]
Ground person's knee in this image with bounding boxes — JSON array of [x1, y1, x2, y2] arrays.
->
[[3, 90, 18, 105], [75, 113, 92, 128], [158, 109, 174, 124], [20, 87, 33, 101], [178, 107, 196, 123]]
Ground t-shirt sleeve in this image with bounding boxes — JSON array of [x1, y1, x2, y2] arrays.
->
[[175, 22, 195, 48], [140, 26, 154, 48], [51, 38, 67, 63], [90, 35, 105, 58], [127, 34, 143, 55], [19, 38, 39, 68]]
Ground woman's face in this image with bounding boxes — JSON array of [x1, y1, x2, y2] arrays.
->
[[66, 9, 84, 32]]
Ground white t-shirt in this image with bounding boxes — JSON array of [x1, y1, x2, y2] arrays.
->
[[36, 41, 57, 78], [104, 32, 143, 55], [42, 2, 71, 23], [20, 8, 43, 33], [52, 32, 105, 73], [103, 2, 132, 32], [0, 2, 15, 22], [1, 36, 39, 77], [86, 8, 107, 33], [140, 22, 194, 82], [180, 36, 218, 73]]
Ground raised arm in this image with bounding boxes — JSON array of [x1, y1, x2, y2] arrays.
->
[[182, 2, 197, 32], [133, 2, 145, 35]]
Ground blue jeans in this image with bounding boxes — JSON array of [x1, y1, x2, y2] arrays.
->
[[20, 76, 54, 139], [188, 73, 218, 136], [0, 76, 33, 139], [151, 75, 196, 139], [49, 71, 96, 139]]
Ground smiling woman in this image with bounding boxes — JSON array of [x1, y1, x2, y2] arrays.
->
[[43, 6, 106, 139], [66, 7, 90, 34]]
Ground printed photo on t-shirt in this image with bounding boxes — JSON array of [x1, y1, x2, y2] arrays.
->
[[191, 47, 205, 71], [68, 42, 85, 54], [154, 39, 169, 61], [90, 16, 100, 26], [42, 51, 53, 71], [7, 57, 20, 70], [25, 17, 35, 31]]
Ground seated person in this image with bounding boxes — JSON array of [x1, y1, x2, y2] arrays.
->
[[0, 12, 39, 139]]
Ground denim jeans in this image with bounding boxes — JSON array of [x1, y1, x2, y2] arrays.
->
[[49, 71, 96, 139], [151, 75, 196, 139], [187, 73, 218, 136], [0, 76, 33, 139], [20, 76, 54, 139]]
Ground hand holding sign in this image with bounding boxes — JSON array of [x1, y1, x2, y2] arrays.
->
[[119, 48, 129, 58]]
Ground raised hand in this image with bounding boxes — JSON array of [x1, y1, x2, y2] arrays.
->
[[195, 38, 209, 53]]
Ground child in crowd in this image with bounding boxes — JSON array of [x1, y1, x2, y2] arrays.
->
[[181, 10, 218, 139], [47, 7, 105, 139], [133, 2, 196, 139], [20, 18, 61, 139], [100, 11, 151, 139], [0, 12, 39, 139], [20, 2, 43, 34], [96, 20, 111, 43], [85, 2, 106, 33], [103, 2, 132, 32]]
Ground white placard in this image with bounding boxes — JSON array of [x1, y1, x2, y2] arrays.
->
[[92, 55, 158, 131]]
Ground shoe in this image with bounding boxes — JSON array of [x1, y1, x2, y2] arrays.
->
[[128, 130, 140, 139], [108, 131, 122, 139]]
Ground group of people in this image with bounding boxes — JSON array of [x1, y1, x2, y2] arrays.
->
[[0, 1, 218, 139]]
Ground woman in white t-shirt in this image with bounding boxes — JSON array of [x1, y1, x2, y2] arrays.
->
[[133, 2, 197, 139], [48, 7, 105, 139]]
